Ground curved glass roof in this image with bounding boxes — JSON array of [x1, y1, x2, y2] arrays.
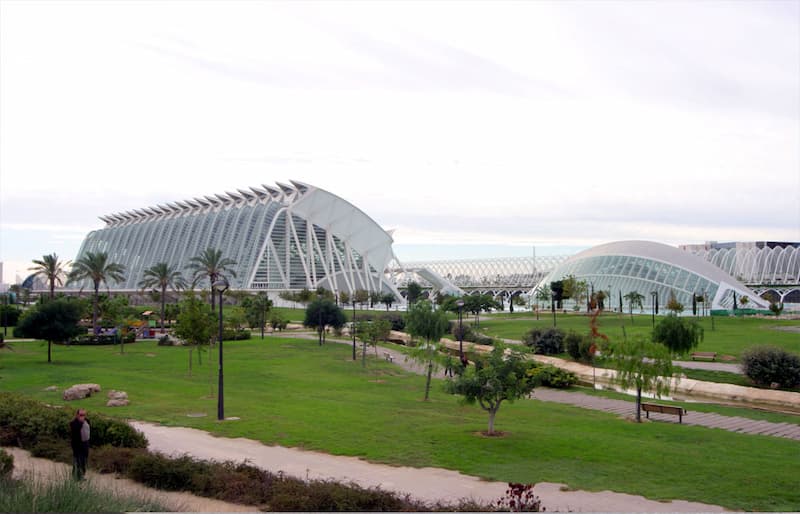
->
[[534, 240, 769, 310]]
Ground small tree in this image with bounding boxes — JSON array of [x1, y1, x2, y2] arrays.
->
[[462, 294, 500, 327], [739, 295, 749, 309], [380, 293, 395, 311], [610, 337, 674, 422], [174, 296, 217, 376], [356, 319, 391, 367], [445, 344, 535, 435], [15, 298, 83, 363], [29, 253, 70, 299], [354, 289, 370, 309], [242, 293, 272, 338], [666, 291, 684, 314], [269, 313, 288, 332], [138, 262, 187, 333], [66, 251, 126, 334], [769, 301, 784, 316], [652, 314, 703, 355], [304, 298, 346, 345], [405, 300, 449, 400]]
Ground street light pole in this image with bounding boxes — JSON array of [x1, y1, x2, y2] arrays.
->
[[651, 291, 657, 327], [456, 299, 465, 361], [212, 278, 229, 421], [352, 300, 356, 360]]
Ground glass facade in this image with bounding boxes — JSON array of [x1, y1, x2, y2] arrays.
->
[[535, 241, 768, 311], [68, 181, 401, 298]]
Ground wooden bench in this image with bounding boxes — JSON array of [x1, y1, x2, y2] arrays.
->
[[691, 352, 717, 361], [641, 403, 687, 423], [383, 352, 394, 363]]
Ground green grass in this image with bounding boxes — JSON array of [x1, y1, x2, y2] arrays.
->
[[0, 472, 168, 512], [1, 338, 799, 511], [477, 312, 800, 359]]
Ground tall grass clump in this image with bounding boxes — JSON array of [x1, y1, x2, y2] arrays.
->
[[0, 471, 168, 512]]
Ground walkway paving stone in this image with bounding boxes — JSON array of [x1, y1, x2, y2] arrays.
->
[[532, 389, 800, 441]]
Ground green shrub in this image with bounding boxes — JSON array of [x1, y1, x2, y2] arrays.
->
[[128, 453, 201, 491], [91, 446, 147, 474], [528, 364, 577, 388], [741, 346, 800, 389], [0, 304, 21, 327], [522, 327, 564, 355], [69, 333, 135, 345], [0, 448, 13, 477], [29, 436, 71, 463], [222, 329, 252, 341], [364, 312, 405, 331], [0, 393, 147, 450]]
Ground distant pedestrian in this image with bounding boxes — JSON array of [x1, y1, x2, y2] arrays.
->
[[69, 409, 90, 480]]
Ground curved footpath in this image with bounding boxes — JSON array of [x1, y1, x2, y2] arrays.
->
[[128, 421, 725, 512]]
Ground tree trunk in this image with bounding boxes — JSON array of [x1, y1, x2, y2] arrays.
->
[[487, 408, 497, 435], [424, 361, 433, 400], [635, 386, 642, 422], [47, 340, 52, 363], [92, 282, 100, 334], [362, 341, 367, 367], [160, 286, 167, 333], [50, 281, 55, 300], [188, 347, 193, 376]]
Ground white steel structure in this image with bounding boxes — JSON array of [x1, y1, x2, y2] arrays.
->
[[69, 181, 402, 298], [536, 241, 770, 311], [397, 255, 568, 291]]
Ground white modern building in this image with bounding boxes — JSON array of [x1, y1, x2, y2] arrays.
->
[[535, 240, 770, 311], [67, 181, 402, 299]]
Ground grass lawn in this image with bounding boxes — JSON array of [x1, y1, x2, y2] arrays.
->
[[477, 312, 800, 359], [1, 337, 799, 511]]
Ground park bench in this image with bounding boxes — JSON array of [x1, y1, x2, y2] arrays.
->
[[383, 352, 394, 363], [641, 403, 687, 423], [691, 352, 717, 361]]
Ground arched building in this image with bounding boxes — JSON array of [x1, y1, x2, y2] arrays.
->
[[67, 181, 402, 299], [534, 240, 769, 311]]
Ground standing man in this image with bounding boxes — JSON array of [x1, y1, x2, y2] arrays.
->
[[69, 409, 90, 480]]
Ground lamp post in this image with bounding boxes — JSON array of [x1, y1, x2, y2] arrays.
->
[[651, 291, 657, 327], [352, 299, 357, 360], [212, 278, 229, 421], [456, 299, 465, 361]]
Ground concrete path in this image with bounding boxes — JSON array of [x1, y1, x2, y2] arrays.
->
[[369, 341, 800, 441], [533, 389, 800, 440], [129, 422, 725, 512], [671, 360, 741, 373]]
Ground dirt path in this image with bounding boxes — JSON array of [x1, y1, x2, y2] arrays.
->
[[130, 421, 725, 512], [4, 446, 258, 512]]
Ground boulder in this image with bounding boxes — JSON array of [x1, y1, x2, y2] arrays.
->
[[62, 383, 101, 401], [107, 390, 128, 400], [106, 399, 129, 407]]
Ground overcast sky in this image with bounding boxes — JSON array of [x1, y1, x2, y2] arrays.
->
[[1, 0, 798, 284]]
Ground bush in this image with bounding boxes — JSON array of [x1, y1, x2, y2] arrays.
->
[[741, 346, 800, 389], [69, 332, 136, 345], [522, 327, 564, 355], [364, 312, 405, 332], [29, 437, 71, 463], [0, 304, 21, 327], [222, 329, 251, 341], [0, 393, 147, 450], [128, 452, 201, 491], [0, 448, 13, 477], [527, 364, 577, 388], [652, 314, 703, 355]]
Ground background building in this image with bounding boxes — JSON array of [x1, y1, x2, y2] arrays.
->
[[67, 181, 402, 299], [535, 240, 770, 311]]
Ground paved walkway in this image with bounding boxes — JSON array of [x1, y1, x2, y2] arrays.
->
[[367, 339, 800, 441], [533, 389, 800, 441]]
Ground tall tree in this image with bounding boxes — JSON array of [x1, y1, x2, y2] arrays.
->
[[186, 248, 237, 310], [404, 300, 449, 400], [610, 337, 674, 422], [445, 344, 535, 435], [406, 282, 423, 304], [29, 253, 70, 299], [138, 262, 187, 333], [241, 293, 272, 338], [66, 251, 126, 334], [304, 298, 346, 345], [16, 298, 83, 362]]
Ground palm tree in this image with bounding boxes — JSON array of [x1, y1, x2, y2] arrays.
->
[[66, 251, 126, 334], [138, 262, 187, 333], [29, 253, 70, 299], [186, 248, 237, 310], [624, 291, 645, 322]]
